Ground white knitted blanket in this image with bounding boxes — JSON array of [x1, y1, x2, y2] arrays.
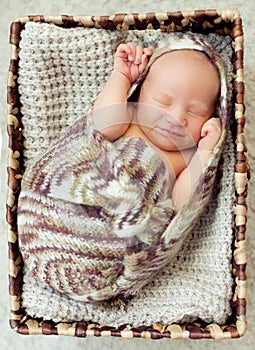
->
[[18, 22, 234, 326]]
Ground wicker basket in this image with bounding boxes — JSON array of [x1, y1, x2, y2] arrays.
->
[[6, 9, 248, 340]]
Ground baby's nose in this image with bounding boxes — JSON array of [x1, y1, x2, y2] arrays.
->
[[165, 105, 187, 127]]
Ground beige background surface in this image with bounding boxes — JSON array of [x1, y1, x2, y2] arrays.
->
[[0, 1, 254, 349]]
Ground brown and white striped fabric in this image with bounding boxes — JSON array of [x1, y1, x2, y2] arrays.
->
[[18, 115, 175, 301], [17, 33, 228, 303]]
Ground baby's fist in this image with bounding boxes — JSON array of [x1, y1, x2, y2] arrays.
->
[[198, 118, 222, 151], [114, 42, 152, 83]]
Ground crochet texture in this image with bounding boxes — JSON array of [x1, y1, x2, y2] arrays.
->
[[18, 22, 234, 326]]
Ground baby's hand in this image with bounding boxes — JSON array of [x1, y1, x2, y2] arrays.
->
[[198, 118, 222, 151], [114, 42, 152, 83]]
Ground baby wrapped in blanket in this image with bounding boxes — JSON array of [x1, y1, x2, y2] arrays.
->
[[18, 33, 228, 303]]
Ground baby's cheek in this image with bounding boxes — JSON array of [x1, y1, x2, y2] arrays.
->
[[188, 127, 202, 145], [137, 107, 163, 127]]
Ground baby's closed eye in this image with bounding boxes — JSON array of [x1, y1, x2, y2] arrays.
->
[[187, 104, 209, 117], [152, 95, 173, 106]]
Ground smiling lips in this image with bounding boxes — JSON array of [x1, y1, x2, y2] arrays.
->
[[156, 126, 186, 139]]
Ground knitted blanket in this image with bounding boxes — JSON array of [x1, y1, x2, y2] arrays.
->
[[17, 23, 235, 325], [18, 114, 176, 301]]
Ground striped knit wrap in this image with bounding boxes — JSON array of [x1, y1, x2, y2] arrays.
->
[[18, 33, 228, 302]]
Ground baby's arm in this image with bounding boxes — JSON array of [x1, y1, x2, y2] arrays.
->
[[93, 43, 152, 141], [172, 118, 221, 211]]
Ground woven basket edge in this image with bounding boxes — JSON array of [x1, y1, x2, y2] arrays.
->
[[6, 9, 248, 340]]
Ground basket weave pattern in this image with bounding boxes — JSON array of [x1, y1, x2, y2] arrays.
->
[[7, 9, 248, 340]]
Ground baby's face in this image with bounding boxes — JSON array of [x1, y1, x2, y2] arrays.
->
[[136, 49, 220, 151]]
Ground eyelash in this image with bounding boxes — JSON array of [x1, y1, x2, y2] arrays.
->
[[153, 98, 170, 106], [188, 110, 200, 116], [188, 110, 205, 117], [153, 98, 206, 117]]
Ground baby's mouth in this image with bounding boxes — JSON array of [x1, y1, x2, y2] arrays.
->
[[155, 126, 186, 139]]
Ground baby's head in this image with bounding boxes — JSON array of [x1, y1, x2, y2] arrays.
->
[[129, 34, 226, 151]]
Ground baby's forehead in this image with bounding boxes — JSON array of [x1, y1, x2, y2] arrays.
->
[[142, 48, 221, 98], [148, 49, 220, 81], [151, 49, 212, 67]]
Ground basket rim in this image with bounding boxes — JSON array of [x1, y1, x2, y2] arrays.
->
[[6, 9, 248, 340]]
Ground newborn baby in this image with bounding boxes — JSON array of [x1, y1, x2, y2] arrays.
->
[[18, 34, 228, 302], [93, 39, 222, 211]]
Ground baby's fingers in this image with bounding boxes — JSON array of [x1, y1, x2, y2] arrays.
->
[[139, 53, 150, 73], [143, 48, 152, 57], [199, 118, 222, 150], [126, 42, 148, 62], [116, 43, 134, 60], [116, 43, 152, 63], [135, 47, 152, 64], [204, 118, 222, 134]]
